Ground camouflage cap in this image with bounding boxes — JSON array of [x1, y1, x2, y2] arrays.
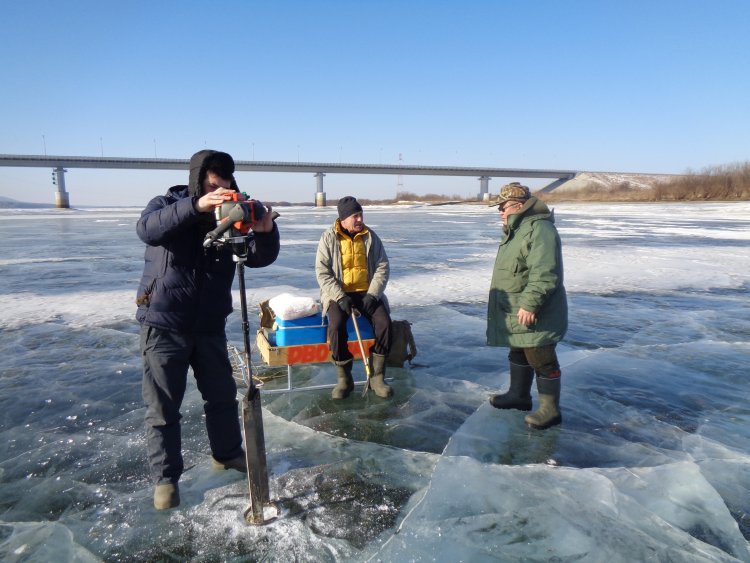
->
[[489, 182, 531, 207]]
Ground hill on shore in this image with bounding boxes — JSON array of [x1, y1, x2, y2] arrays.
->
[[551, 172, 674, 193], [0, 196, 56, 209], [541, 162, 749, 202]]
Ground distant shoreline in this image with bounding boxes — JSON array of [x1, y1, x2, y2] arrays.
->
[[3, 161, 748, 208], [2, 198, 748, 211]]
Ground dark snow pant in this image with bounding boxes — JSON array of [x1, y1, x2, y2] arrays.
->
[[327, 293, 391, 361], [140, 326, 243, 485], [509, 345, 561, 378]]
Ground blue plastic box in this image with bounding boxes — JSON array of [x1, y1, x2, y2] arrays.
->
[[275, 313, 325, 328], [267, 313, 374, 346], [346, 316, 374, 340], [269, 313, 326, 346], [269, 326, 327, 346]]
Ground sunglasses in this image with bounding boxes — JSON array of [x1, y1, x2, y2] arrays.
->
[[499, 201, 522, 212]]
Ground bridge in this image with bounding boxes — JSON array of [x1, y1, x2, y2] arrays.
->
[[0, 154, 577, 208]]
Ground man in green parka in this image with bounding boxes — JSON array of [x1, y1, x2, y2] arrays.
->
[[487, 182, 568, 430]]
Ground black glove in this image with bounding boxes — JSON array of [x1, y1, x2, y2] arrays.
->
[[337, 295, 352, 315], [362, 294, 379, 316]]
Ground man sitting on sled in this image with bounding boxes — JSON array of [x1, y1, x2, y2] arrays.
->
[[315, 196, 394, 399]]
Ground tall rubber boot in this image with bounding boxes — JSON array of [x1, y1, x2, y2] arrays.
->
[[154, 483, 180, 510], [332, 359, 354, 399], [490, 362, 534, 411], [524, 374, 562, 430], [369, 353, 393, 398]]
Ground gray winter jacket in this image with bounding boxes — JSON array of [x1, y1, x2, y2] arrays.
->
[[315, 222, 390, 316]]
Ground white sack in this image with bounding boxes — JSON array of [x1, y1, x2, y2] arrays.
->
[[268, 293, 320, 320]]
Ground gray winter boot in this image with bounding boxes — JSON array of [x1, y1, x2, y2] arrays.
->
[[369, 353, 393, 398], [154, 483, 180, 510], [332, 359, 354, 399], [524, 375, 562, 430], [490, 362, 534, 411]]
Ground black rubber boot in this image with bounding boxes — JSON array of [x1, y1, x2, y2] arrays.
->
[[212, 454, 247, 473], [490, 362, 534, 411], [332, 359, 354, 399], [369, 353, 393, 398], [524, 375, 562, 430]]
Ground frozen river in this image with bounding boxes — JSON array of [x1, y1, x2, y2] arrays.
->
[[0, 201, 749, 561]]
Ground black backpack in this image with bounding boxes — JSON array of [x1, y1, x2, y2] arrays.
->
[[387, 320, 418, 367]]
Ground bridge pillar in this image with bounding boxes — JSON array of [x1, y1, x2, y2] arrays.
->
[[537, 176, 575, 193], [53, 167, 70, 208], [478, 176, 491, 201], [314, 172, 326, 207]]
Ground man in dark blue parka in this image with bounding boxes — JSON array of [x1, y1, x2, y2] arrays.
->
[[136, 150, 279, 510]]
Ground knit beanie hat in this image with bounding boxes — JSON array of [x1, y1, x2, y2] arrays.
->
[[337, 196, 363, 221]]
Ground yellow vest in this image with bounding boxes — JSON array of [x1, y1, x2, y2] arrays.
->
[[336, 220, 369, 292]]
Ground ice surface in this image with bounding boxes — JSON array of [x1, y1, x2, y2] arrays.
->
[[1, 203, 749, 561]]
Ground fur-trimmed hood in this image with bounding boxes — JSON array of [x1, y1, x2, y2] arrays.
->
[[187, 150, 237, 198]]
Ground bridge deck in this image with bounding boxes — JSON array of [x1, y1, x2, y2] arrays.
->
[[0, 154, 576, 179]]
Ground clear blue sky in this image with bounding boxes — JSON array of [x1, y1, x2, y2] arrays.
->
[[1, 0, 748, 206]]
